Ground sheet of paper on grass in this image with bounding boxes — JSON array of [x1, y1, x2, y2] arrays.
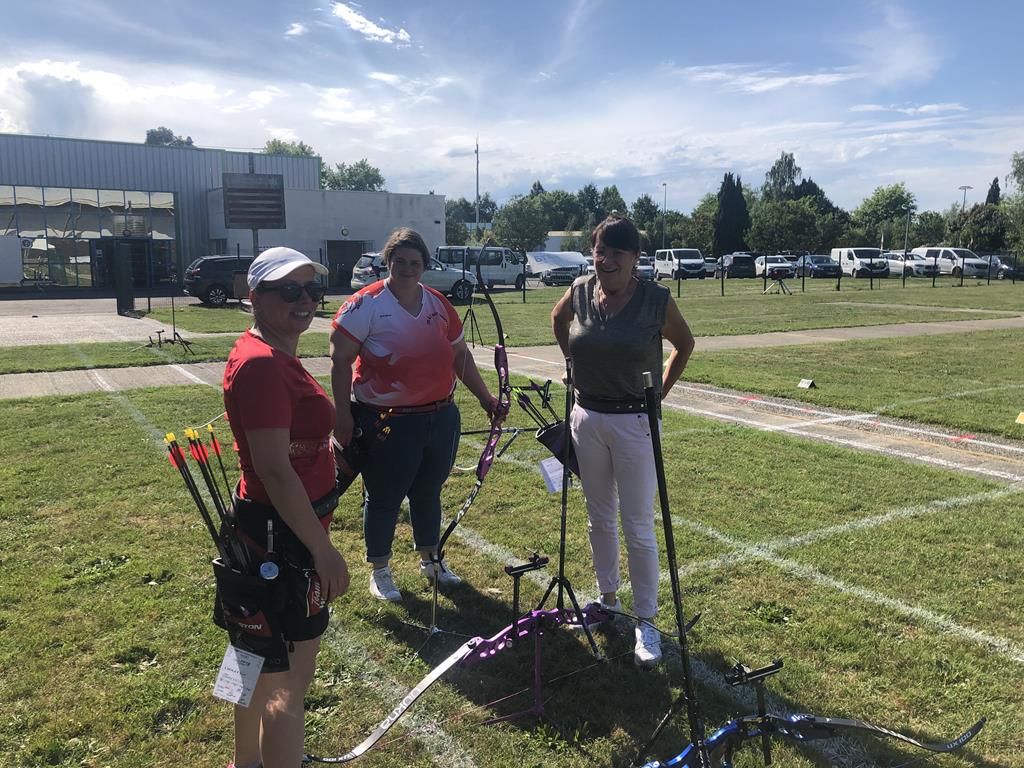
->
[[213, 644, 264, 707]]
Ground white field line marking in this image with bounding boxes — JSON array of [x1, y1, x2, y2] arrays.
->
[[318, 625, 479, 768], [671, 513, 1024, 664], [170, 363, 214, 387], [880, 382, 1024, 408], [764, 412, 879, 433], [672, 382, 1024, 455], [87, 368, 115, 392]]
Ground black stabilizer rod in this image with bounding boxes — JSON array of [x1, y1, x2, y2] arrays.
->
[[639, 370, 710, 768]]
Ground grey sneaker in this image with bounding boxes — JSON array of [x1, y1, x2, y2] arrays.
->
[[420, 559, 462, 586], [634, 620, 663, 667], [369, 566, 402, 602]]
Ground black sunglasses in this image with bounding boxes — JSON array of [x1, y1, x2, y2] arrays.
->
[[256, 281, 326, 303]]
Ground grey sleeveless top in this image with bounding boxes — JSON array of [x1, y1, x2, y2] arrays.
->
[[567, 275, 669, 399]]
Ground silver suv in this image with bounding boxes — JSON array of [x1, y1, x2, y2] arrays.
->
[[350, 253, 476, 301]]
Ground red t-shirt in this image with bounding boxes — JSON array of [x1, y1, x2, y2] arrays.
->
[[332, 280, 464, 406], [223, 331, 336, 514]]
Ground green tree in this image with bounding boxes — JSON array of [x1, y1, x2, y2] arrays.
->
[[492, 195, 549, 253], [535, 190, 584, 231], [476, 192, 498, 223], [911, 211, 947, 246], [683, 197, 716, 256], [630, 193, 660, 229], [852, 183, 916, 244], [951, 204, 1006, 252], [576, 184, 602, 222], [712, 173, 750, 257], [446, 197, 475, 223], [444, 200, 469, 246], [1001, 193, 1024, 253], [529, 180, 546, 196], [794, 177, 840, 215], [748, 199, 819, 253], [264, 138, 316, 156], [144, 126, 194, 147], [323, 159, 386, 191], [1010, 151, 1024, 190], [985, 177, 1001, 206], [762, 151, 802, 202], [599, 185, 627, 218]]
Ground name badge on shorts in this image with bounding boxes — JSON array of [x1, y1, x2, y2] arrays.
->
[[213, 643, 264, 707]]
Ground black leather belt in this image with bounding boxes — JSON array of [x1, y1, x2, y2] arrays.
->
[[576, 394, 648, 414], [233, 487, 340, 520]]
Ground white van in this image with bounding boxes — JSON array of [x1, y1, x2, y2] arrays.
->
[[830, 247, 890, 278], [909, 247, 990, 278], [436, 245, 526, 289], [654, 248, 706, 279]]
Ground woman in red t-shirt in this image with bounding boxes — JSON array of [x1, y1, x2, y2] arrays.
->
[[222, 247, 349, 768], [331, 228, 497, 603]]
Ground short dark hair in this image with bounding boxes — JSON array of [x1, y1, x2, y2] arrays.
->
[[591, 215, 640, 254], [382, 227, 430, 268]]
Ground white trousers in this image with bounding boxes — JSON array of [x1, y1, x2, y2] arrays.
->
[[570, 404, 660, 619]]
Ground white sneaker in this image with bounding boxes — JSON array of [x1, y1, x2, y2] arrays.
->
[[420, 559, 462, 586], [369, 566, 402, 602], [634, 620, 663, 667]]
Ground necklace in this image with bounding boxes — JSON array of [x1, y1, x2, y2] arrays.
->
[[594, 280, 634, 330]]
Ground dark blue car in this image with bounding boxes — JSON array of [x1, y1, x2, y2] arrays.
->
[[794, 254, 841, 278]]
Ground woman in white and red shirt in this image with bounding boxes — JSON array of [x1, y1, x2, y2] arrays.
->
[[331, 228, 497, 602]]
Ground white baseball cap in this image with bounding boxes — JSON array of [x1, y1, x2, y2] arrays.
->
[[247, 247, 329, 291]]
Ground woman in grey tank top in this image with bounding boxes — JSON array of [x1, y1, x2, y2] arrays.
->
[[551, 215, 695, 667]]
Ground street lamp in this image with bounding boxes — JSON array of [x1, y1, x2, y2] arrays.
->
[[661, 182, 667, 250], [958, 184, 972, 211]]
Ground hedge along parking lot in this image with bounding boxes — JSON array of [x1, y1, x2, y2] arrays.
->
[[2, 373, 1022, 767]]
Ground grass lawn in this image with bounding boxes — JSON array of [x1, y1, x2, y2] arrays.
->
[[1, 375, 1019, 767], [684, 328, 1024, 439]]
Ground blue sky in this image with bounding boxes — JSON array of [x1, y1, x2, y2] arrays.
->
[[1, 0, 1021, 213]]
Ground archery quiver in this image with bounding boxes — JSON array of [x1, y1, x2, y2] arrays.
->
[[212, 557, 291, 671]]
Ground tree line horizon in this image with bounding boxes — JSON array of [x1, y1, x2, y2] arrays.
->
[[144, 127, 1024, 258]]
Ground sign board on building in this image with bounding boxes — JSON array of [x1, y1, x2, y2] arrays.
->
[[222, 173, 286, 230]]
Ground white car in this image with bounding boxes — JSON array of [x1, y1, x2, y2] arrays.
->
[[910, 247, 991, 278], [436, 245, 526, 290], [636, 254, 656, 280], [351, 254, 476, 301], [755, 255, 797, 279], [883, 252, 939, 278], [654, 248, 706, 280]]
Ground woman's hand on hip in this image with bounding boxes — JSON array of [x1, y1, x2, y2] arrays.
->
[[313, 545, 350, 603]]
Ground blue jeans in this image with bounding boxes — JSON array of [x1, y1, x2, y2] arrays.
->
[[356, 402, 461, 564]]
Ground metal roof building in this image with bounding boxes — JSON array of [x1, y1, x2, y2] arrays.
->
[[0, 132, 321, 291]]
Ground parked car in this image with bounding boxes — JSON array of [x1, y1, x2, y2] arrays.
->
[[755, 255, 797, 280], [882, 251, 938, 278], [635, 253, 656, 281], [910, 247, 989, 278], [703, 256, 718, 276], [350, 252, 386, 290], [436, 245, 526, 289], [183, 255, 255, 307], [831, 247, 890, 278], [793, 254, 841, 278], [527, 251, 588, 285], [653, 248, 706, 279], [715, 253, 757, 278], [779, 250, 808, 263], [351, 254, 476, 300], [979, 254, 1019, 280]]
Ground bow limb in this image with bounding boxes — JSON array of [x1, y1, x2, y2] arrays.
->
[[767, 713, 986, 753], [303, 637, 480, 765]]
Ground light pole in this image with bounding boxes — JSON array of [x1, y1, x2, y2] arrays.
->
[[661, 182, 667, 250], [958, 184, 972, 212], [957, 185, 972, 246]]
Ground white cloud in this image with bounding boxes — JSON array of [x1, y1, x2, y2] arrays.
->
[[673, 63, 861, 93], [332, 3, 410, 45], [285, 23, 308, 37], [850, 102, 967, 116], [367, 71, 456, 103], [845, 4, 941, 87], [311, 87, 378, 124], [223, 86, 284, 114]]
